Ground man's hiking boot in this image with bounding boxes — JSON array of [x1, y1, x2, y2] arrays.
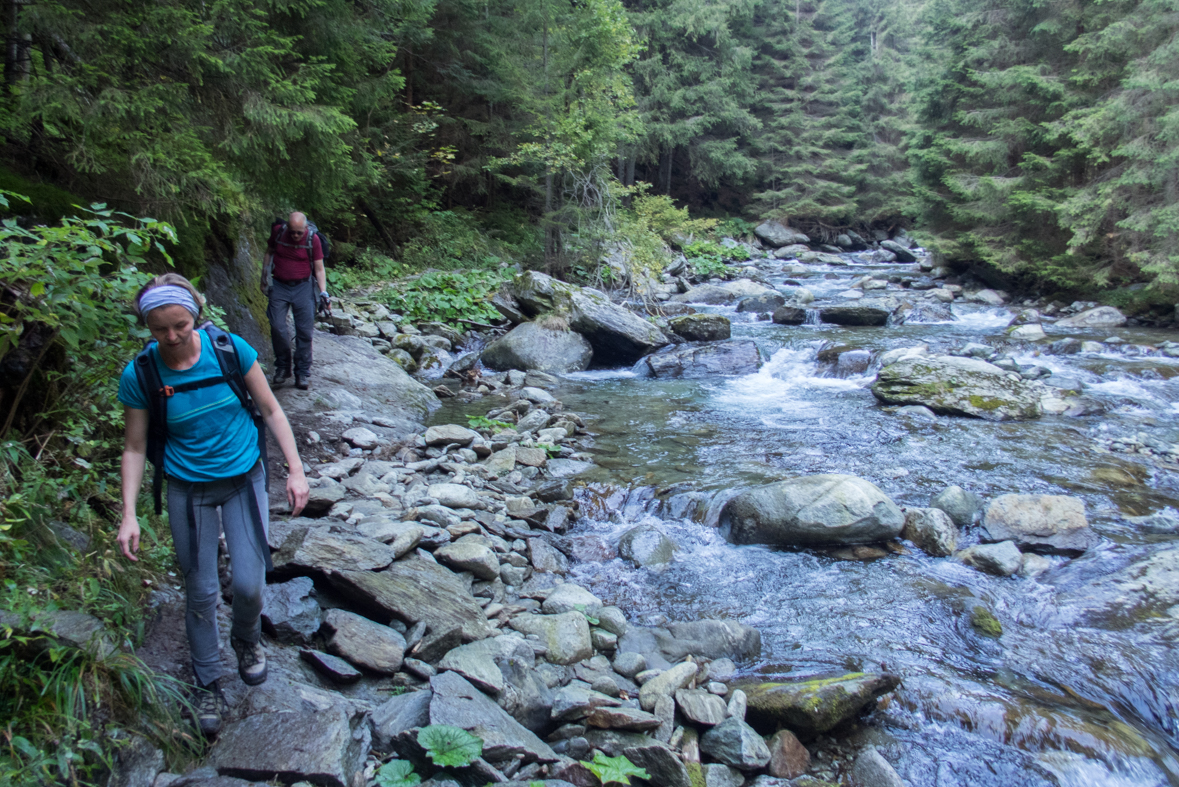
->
[[271, 369, 290, 387], [295, 375, 309, 390], [193, 679, 225, 737], [231, 635, 268, 686]]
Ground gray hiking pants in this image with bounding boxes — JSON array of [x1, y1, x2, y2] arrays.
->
[[168, 461, 269, 687], [267, 278, 316, 377]]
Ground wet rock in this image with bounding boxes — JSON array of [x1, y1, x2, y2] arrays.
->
[[322, 609, 406, 674], [673, 280, 778, 305], [481, 322, 594, 374], [930, 485, 984, 527], [618, 524, 677, 566], [880, 240, 917, 262], [819, 306, 890, 327], [982, 494, 1097, 556], [740, 673, 901, 736], [261, 577, 320, 644], [528, 538, 569, 574], [772, 306, 808, 325], [1008, 324, 1047, 341], [872, 355, 1043, 421], [956, 541, 1023, 577], [668, 314, 732, 342], [1055, 306, 1127, 328], [1063, 544, 1179, 627], [434, 535, 501, 581], [328, 557, 493, 642], [699, 717, 772, 770], [850, 745, 906, 787], [655, 620, 762, 662], [429, 671, 558, 763], [896, 405, 937, 420], [273, 527, 398, 575], [636, 340, 762, 379], [767, 729, 810, 779], [970, 605, 1003, 638], [737, 293, 788, 314], [675, 689, 728, 726], [211, 707, 367, 787], [509, 611, 592, 665], [755, 221, 810, 247], [719, 474, 905, 546], [639, 660, 698, 711], [299, 649, 363, 684], [901, 507, 958, 557]]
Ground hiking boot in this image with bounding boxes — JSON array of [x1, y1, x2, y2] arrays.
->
[[294, 375, 309, 390], [192, 679, 225, 737], [231, 635, 268, 686], [271, 369, 290, 387]]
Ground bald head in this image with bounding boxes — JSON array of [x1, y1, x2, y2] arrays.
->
[[288, 211, 307, 232]]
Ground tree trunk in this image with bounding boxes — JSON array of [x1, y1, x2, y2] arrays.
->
[[544, 169, 557, 273], [404, 43, 413, 106], [358, 198, 396, 250], [4, 0, 30, 89]]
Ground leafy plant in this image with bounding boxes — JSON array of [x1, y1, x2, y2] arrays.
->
[[378, 270, 507, 328], [535, 442, 561, 458], [573, 603, 600, 625], [417, 724, 483, 768], [467, 415, 513, 432], [582, 751, 650, 786], [375, 759, 421, 787]]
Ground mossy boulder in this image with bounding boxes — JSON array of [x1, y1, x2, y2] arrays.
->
[[738, 672, 901, 737], [871, 354, 1043, 421], [668, 313, 732, 342]]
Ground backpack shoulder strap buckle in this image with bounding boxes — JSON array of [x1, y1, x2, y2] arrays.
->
[[160, 385, 175, 397]]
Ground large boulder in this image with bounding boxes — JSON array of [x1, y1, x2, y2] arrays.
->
[[211, 708, 367, 787], [671, 280, 778, 305], [755, 221, 810, 247], [871, 355, 1043, 421], [739, 673, 901, 737], [819, 306, 891, 327], [772, 306, 807, 326], [982, 494, 1097, 556], [618, 525, 677, 567], [1055, 306, 1127, 328], [879, 240, 917, 262], [481, 322, 594, 373], [668, 314, 731, 342], [636, 340, 762, 379], [1062, 544, 1179, 628], [718, 475, 905, 546]]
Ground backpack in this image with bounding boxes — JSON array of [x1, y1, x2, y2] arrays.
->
[[132, 322, 268, 516], [270, 217, 331, 266]]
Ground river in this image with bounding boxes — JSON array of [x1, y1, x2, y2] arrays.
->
[[443, 250, 1179, 786]]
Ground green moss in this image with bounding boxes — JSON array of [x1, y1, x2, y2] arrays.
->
[[685, 761, 707, 787], [0, 167, 84, 223], [971, 606, 1003, 637], [967, 395, 1005, 411]]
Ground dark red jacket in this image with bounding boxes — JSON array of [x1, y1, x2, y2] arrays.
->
[[268, 225, 322, 282]]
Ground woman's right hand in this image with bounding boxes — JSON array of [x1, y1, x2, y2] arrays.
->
[[117, 515, 141, 561]]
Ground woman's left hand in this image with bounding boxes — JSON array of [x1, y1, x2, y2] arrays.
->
[[287, 472, 310, 516]]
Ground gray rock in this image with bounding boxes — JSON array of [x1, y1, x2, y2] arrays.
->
[[736, 293, 787, 314], [1055, 306, 1127, 328], [342, 426, 380, 449], [699, 717, 772, 770], [272, 527, 398, 575], [509, 612, 592, 665], [754, 221, 810, 247], [438, 640, 509, 694], [771, 306, 807, 325], [261, 577, 320, 644], [668, 314, 732, 342], [636, 340, 762, 379], [719, 474, 904, 546], [428, 483, 481, 509], [672, 280, 778, 305], [1062, 544, 1179, 626], [303, 483, 347, 518], [498, 650, 555, 733], [434, 535, 501, 581], [542, 584, 603, 615], [211, 708, 367, 787], [656, 620, 762, 663], [930, 485, 984, 527], [613, 652, 646, 679], [727, 689, 747, 720], [901, 507, 958, 557], [983, 494, 1097, 556], [638, 660, 698, 711], [482, 322, 594, 373], [702, 763, 746, 787], [819, 306, 890, 326], [429, 671, 558, 763], [106, 734, 164, 787], [622, 742, 692, 787], [322, 609, 406, 674], [544, 459, 593, 479], [879, 240, 917, 262], [956, 541, 1024, 577], [872, 354, 1043, 421], [851, 745, 907, 787], [596, 607, 628, 638], [675, 689, 728, 726], [551, 684, 623, 722], [618, 524, 677, 566], [299, 650, 362, 684], [328, 557, 492, 643], [371, 689, 432, 753], [528, 538, 569, 574], [740, 673, 901, 736], [586, 705, 663, 731], [0, 608, 115, 658], [424, 424, 480, 446], [45, 520, 90, 553]]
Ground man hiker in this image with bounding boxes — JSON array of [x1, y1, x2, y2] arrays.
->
[[261, 211, 328, 390]]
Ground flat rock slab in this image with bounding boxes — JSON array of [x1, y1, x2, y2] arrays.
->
[[740, 673, 901, 736], [437, 639, 510, 694], [211, 708, 367, 787], [371, 689, 433, 752], [429, 670, 558, 763], [322, 608, 406, 674], [872, 355, 1043, 421], [328, 557, 492, 642], [509, 611, 592, 665], [425, 424, 480, 446], [299, 649, 363, 684], [272, 527, 398, 574], [638, 340, 762, 379], [261, 577, 321, 644], [434, 536, 501, 581], [586, 706, 662, 731], [551, 684, 623, 722], [983, 494, 1096, 556]]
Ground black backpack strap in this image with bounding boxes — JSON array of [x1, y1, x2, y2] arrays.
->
[[202, 324, 270, 500], [132, 342, 169, 516]]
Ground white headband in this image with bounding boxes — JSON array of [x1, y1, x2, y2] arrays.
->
[[139, 285, 199, 319]]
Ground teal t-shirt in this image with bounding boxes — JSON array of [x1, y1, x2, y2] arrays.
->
[[118, 331, 260, 482]]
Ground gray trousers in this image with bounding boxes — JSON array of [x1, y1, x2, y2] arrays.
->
[[267, 278, 315, 377], [168, 461, 268, 687]]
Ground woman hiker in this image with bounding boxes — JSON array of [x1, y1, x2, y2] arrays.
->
[[115, 273, 310, 736]]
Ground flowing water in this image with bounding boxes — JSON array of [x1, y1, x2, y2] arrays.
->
[[442, 253, 1179, 785]]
